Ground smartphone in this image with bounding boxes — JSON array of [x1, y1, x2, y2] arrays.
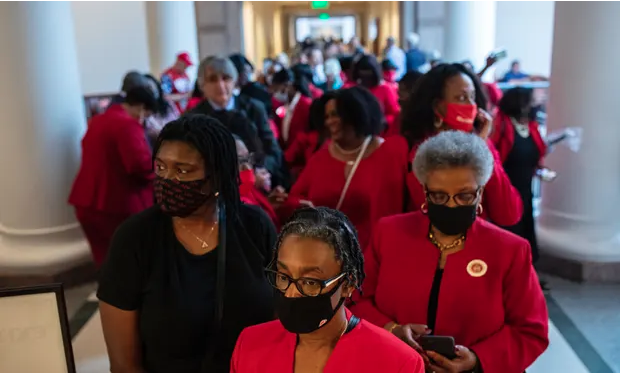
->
[[418, 335, 457, 360], [491, 49, 508, 60]]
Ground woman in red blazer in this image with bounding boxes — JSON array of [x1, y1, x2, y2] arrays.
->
[[352, 131, 549, 373], [284, 92, 333, 180], [400, 63, 523, 227], [270, 69, 313, 151], [352, 55, 400, 136], [231, 207, 424, 373], [278, 87, 409, 250], [490, 87, 547, 264], [68, 87, 157, 266]]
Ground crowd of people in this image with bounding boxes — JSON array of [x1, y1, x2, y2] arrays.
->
[[67, 35, 564, 372]]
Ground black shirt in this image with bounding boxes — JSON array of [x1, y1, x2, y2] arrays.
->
[[97, 204, 277, 373], [426, 269, 444, 332]]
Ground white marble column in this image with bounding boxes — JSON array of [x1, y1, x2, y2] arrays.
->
[[537, 2, 620, 270], [0, 2, 90, 274], [399, 1, 416, 49], [146, 1, 199, 82], [443, 1, 496, 74]]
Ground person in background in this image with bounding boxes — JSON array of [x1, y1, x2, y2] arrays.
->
[[338, 56, 356, 88], [231, 207, 425, 373], [235, 135, 283, 229], [275, 52, 290, 68], [381, 59, 399, 92], [108, 71, 150, 106], [284, 92, 334, 180], [397, 71, 423, 108], [188, 55, 285, 186], [97, 115, 276, 372], [185, 81, 203, 112], [308, 48, 327, 87], [270, 69, 313, 152], [209, 110, 264, 163], [400, 63, 523, 227], [279, 87, 408, 250], [353, 131, 549, 373], [161, 51, 194, 112], [500, 60, 530, 83], [229, 53, 273, 117], [463, 55, 504, 113], [352, 55, 400, 135], [348, 36, 364, 55], [144, 74, 180, 147], [324, 40, 340, 60], [291, 62, 324, 99], [405, 33, 427, 73], [323, 58, 343, 91], [490, 88, 548, 271], [383, 36, 406, 80], [69, 87, 157, 267]]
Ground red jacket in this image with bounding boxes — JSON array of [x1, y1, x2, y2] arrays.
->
[[281, 95, 312, 150], [352, 212, 549, 373], [400, 136, 523, 226], [309, 83, 324, 99], [69, 105, 153, 215], [490, 112, 547, 166], [367, 84, 400, 136], [284, 131, 324, 180], [231, 309, 424, 373]]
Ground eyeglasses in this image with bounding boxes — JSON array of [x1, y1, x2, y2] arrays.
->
[[425, 186, 482, 206], [265, 269, 345, 297], [237, 152, 256, 168]]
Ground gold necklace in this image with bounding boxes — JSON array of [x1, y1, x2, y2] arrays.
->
[[176, 211, 219, 249], [428, 230, 466, 252]]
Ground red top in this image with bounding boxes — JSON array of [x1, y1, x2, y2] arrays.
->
[[284, 131, 324, 180], [309, 83, 324, 99], [400, 136, 523, 227], [185, 97, 201, 112], [279, 137, 408, 249], [239, 183, 280, 230], [490, 112, 547, 166], [231, 310, 425, 373], [161, 67, 192, 112], [483, 82, 503, 109], [342, 80, 356, 89], [281, 95, 312, 150], [68, 104, 153, 215], [367, 84, 400, 136], [352, 212, 549, 373]]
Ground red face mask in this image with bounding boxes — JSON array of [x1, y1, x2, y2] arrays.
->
[[383, 71, 397, 83], [239, 169, 256, 186], [438, 103, 478, 132]]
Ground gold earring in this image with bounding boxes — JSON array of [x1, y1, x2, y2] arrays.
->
[[420, 202, 428, 214], [476, 204, 483, 215], [214, 191, 220, 197], [434, 116, 443, 129]]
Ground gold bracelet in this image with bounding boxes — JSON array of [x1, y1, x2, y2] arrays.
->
[[387, 322, 400, 333]]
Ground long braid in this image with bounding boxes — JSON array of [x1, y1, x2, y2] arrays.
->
[[153, 114, 240, 219]]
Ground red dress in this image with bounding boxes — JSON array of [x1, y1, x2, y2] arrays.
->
[[367, 84, 400, 136], [280, 95, 312, 150], [284, 131, 324, 180], [68, 104, 154, 265], [352, 212, 549, 373], [279, 137, 408, 249], [239, 176, 280, 230], [400, 136, 523, 226], [231, 309, 425, 373]]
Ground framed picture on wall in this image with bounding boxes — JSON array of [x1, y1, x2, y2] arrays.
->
[[0, 284, 75, 373]]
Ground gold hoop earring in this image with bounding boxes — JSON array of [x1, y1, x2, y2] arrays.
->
[[420, 202, 428, 214], [476, 204, 483, 216], [214, 191, 220, 197], [434, 116, 443, 129]]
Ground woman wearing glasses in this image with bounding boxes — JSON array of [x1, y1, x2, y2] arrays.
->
[[231, 207, 424, 373], [353, 131, 549, 373]]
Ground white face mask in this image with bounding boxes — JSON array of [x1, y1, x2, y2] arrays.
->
[[232, 87, 241, 96], [273, 91, 288, 103]]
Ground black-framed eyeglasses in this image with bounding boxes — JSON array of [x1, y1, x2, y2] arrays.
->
[[425, 186, 482, 206], [237, 152, 256, 168], [265, 269, 346, 297]]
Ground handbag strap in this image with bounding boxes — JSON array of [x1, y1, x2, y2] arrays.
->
[[336, 136, 372, 211]]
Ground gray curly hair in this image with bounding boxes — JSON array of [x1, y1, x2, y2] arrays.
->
[[413, 131, 494, 186], [197, 55, 238, 86]]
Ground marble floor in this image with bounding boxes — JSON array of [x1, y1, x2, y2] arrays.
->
[[62, 276, 619, 373]]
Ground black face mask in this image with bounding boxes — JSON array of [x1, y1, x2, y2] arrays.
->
[[274, 280, 346, 334], [427, 202, 477, 236]]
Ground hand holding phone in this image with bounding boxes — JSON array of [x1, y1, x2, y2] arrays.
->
[[417, 335, 457, 360]]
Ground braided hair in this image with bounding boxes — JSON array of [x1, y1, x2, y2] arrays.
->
[[271, 207, 365, 291], [153, 114, 240, 218]]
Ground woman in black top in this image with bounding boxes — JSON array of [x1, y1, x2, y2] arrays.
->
[[97, 114, 276, 372]]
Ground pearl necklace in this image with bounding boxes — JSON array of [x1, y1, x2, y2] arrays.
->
[[333, 141, 364, 155], [511, 118, 530, 138]]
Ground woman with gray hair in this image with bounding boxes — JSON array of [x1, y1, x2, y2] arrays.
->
[[353, 131, 549, 373]]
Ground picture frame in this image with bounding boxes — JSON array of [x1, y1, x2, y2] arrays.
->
[[0, 284, 76, 373]]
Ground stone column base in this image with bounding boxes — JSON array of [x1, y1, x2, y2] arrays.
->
[[537, 254, 620, 283]]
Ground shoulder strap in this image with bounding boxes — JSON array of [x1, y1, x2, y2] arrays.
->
[[345, 315, 361, 334], [336, 136, 372, 211]]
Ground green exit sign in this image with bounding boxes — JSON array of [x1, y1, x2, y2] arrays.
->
[[318, 13, 330, 20], [311, 1, 329, 9]]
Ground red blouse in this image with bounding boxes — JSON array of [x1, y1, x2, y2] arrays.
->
[[490, 112, 547, 166], [279, 137, 409, 249], [352, 211, 549, 373], [284, 131, 324, 180], [239, 179, 280, 230], [400, 136, 523, 227], [367, 83, 400, 135], [231, 310, 425, 373]]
